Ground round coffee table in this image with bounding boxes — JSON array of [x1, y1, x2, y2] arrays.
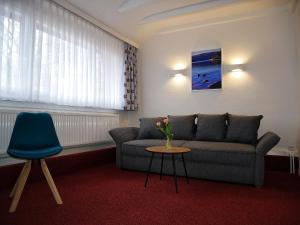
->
[[144, 146, 191, 193]]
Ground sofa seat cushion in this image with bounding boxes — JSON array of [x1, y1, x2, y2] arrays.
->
[[122, 139, 186, 157], [182, 141, 255, 167]]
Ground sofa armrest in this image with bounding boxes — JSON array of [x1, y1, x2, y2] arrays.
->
[[109, 127, 139, 146], [109, 127, 139, 168], [254, 132, 280, 186], [255, 132, 280, 156]]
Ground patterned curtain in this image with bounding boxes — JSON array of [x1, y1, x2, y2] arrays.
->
[[124, 43, 138, 111]]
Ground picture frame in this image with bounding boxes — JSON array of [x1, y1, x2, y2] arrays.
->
[[191, 48, 222, 91]]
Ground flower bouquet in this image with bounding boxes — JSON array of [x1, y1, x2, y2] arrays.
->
[[156, 117, 174, 149]]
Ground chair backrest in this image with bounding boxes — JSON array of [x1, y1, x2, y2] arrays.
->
[[8, 112, 61, 150]]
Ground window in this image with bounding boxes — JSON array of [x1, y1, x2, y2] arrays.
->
[[0, 0, 125, 110]]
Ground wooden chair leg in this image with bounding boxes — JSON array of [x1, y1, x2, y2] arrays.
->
[[40, 159, 63, 205], [9, 162, 27, 198], [9, 160, 32, 213]]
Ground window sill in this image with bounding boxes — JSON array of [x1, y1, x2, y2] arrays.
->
[[0, 141, 115, 166]]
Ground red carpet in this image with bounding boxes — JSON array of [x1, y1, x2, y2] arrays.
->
[[1, 162, 300, 225]]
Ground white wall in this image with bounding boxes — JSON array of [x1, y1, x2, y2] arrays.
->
[[294, 1, 300, 151], [128, 10, 299, 148]]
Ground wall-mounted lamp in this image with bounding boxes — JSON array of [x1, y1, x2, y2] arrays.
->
[[173, 69, 186, 77], [171, 68, 187, 84], [226, 64, 246, 72]]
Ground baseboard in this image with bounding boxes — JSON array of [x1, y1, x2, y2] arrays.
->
[[0, 147, 115, 191]]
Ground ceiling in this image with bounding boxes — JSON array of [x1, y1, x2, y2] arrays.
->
[[66, 0, 291, 44]]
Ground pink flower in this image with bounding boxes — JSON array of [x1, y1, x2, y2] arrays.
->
[[163, 118, 169, 124]]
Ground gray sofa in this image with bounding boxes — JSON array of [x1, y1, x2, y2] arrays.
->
[[109, 114, 280, 186]]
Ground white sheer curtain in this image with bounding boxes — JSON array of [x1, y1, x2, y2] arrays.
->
[[0, 0, 125, 109]]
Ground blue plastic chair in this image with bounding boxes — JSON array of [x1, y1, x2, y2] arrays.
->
[[7, 112, 63, 212]]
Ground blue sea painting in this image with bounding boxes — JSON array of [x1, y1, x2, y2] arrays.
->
[[192, 49, 222, 90]]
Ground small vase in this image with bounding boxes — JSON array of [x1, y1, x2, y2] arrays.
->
[[165, 137, 172, 149]]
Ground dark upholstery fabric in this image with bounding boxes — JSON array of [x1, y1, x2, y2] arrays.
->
[[183, 141, 255, 167], [254, 132, 280, 186], [109, 127, 139, 168], [8, 147, 62, 160], [109, 127, 139, 146], [226, 114, 263, 144], [137, 117, 165, 139], [110, 115, 280, 186], [123, 139, 186, 157], [7, 112, 62, 159], [122, 155, 255, 185], [195, 114, 227, 141], [168, 115, 196, 140], [255, 132, 281, 155]]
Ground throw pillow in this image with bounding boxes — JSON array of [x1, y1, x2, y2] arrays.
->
[[195, 114, 227, 141], [226, 114, 263, 144], [168, 115, 197, 140], [137, 117, 165, 139]]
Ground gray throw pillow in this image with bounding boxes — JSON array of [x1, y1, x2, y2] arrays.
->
[[195, 114, 227, 141], [168, 115, 196, 140], [226, 114, 263, 144], [137, 117, 165, 139]]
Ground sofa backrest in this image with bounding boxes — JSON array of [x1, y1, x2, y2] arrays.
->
[[137, 113, 263, 145]]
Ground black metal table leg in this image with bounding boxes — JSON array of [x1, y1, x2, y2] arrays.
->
[[181, 153, 189, 184], [172, 154, 178, 193], [160, 153, 164, 180], [144, 152, 154, 187]]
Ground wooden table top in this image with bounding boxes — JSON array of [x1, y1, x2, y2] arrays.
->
[[145, 146, 191, 154]]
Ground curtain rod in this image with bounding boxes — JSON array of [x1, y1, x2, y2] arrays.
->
[[51, 0, 139, 48]]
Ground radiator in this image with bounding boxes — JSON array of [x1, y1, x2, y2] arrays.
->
[[0, 110, 119, 155]]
